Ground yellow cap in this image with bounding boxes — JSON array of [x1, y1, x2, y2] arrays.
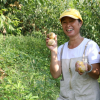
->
[[59, 8, 83, 22]]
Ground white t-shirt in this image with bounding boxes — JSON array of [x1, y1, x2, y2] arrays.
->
[[57, 38, 100, 65]]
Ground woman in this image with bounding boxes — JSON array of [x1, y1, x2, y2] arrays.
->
[[46, 8, 100, 100]]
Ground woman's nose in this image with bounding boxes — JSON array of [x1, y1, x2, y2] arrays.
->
[[66, 22, 70, 27]]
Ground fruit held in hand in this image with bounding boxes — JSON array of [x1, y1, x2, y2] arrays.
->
[[49, 32, 55, 39], [48, 39, 55, 46], [48, 32, 55, 46], [77, 61, 86, 73]]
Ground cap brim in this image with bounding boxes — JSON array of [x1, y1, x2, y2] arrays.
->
[[59, 15, 78, 21]]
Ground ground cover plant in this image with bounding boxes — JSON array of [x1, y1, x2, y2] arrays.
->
[[0, 34, 62, 100]]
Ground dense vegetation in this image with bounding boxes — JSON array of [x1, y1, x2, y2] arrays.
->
[[0, 0, 100, 45], [0, 34, 61, 99], [0, 0, 100, 99]]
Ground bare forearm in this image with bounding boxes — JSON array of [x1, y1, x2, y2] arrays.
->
[[87, 64, 100, 79], [50, 49, 61, 79]]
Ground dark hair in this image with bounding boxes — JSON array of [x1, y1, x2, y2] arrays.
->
[[78, 19, 82, 23], [61, 17, 82, 23], [61, 17, 65, 23]]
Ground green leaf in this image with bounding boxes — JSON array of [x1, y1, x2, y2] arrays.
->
[[39, 0, 44, 5], [1, 14, 6, 21], [8, 25, 14, 30], [31, 96, 39, 99], [24, 0, 28, 3], [0, 19, 3, 28]]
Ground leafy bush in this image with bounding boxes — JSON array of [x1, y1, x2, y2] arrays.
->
[[0, 0, 100, 47], [0, 34, 61, 99]]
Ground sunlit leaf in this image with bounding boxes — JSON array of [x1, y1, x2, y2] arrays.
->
[[1, 14, 6, 21]]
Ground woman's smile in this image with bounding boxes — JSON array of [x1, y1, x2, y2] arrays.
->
[[66, 29, 73, 32]]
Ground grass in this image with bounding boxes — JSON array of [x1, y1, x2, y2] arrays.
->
[[0, 34, 60, 100]]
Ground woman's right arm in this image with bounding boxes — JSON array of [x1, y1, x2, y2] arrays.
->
[[50, 49, 62, 79], [46, 35, 62, 79]]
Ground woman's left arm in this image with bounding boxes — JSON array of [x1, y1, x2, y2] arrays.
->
[[87, 41, 100, 79], [87, 63, 100, 79]]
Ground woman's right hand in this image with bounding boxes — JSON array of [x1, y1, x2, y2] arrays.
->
[[46, 34, 57, 52]]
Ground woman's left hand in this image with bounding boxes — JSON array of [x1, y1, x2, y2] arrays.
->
[[75, 62, 88, 75]]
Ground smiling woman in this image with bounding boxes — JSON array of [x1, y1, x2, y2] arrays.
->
[[61, 17, 82, 39], [46, 8, 100, 100]]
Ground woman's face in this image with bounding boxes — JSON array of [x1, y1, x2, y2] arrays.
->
[[61, 17, 82, 38]]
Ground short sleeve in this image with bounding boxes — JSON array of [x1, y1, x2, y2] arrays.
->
[[57, 45, 63, 61], [86, 41, 100, 64]]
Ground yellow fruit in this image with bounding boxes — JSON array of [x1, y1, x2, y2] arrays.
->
[[49, 32, 55, 39], [77, 61, 86, 73], [77, 61, 84, 65], [48, 39, 55, 46]]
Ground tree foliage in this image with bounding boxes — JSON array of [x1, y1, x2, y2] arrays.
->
[[0, 0, 100, 44]]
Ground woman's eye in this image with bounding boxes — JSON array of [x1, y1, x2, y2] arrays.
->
[[70, 19, 75, 22], [70, 20, 74, 22], [63, 22, 66, 23]]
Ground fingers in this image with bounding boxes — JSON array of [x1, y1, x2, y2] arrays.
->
[[54, 35, 57, 40], [78, 72, 83, 75], [75, 62, 79, 72], [47, 34, 49, 38], [75, 62, 84, 75], [46, 34, 57, 47]]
